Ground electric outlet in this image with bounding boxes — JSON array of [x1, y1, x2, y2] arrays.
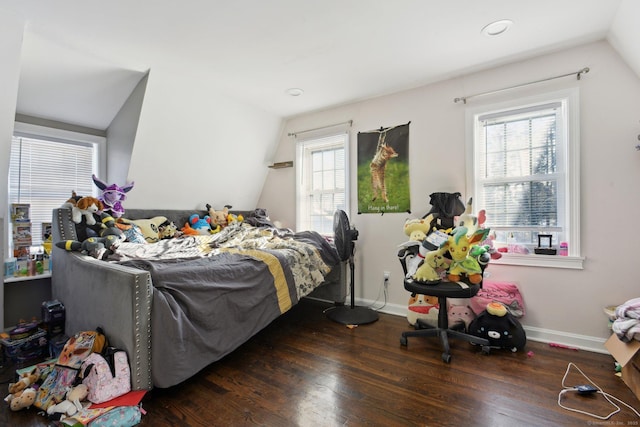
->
[[383, 271, 390, 282]]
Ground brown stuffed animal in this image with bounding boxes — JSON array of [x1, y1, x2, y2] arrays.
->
[[8, 370, 39, 395], [7, 387, 37, 411], [62, 194, 103, 226], [206, 203, 231, 229]]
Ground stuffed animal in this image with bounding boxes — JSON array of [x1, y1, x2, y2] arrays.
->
[[158, 220, 183, 239], [8, 370, 39, 395], [92, 175, 134, 218], [188, 214, 212, 235], [62, 196, 103, 225], [403, 214, 434, 242], [407, 294, 440, 327], [56, 234, 124, 260], [442, 227, 490, 284], [468, 302, 527, 352], [46, 384, 88, 419], [412, 245, 450, 284], [5, 387, 37, 411], [447, 304, 476, 331], [227, 212, 244, 225], [206, 204, 231, 229]]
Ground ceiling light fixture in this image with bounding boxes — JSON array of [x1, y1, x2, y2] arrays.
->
[[481, 19, 513, 36], [286, 88, 304, 97]]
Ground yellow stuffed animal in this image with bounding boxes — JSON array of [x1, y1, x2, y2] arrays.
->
[[403, 214, 434, 242]]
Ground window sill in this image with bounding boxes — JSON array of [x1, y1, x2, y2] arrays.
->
[[3, 272, 52, 284], [490, 253, 584, 269]]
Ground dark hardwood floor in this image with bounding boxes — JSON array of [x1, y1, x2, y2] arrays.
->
[[1, 298, 639, 426]]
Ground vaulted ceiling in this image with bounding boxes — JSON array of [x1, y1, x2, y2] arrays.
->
[[2, 0, 638, 130]]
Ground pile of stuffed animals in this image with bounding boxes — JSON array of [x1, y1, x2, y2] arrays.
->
[[401, 197, 526, 351], [181, 204, 244, 236], [3, 368, 90, 416], [55, 175, 244, 257], [401, 199, 490, 323]]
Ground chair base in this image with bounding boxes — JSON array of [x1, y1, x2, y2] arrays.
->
[[400, 319, 491, 363]]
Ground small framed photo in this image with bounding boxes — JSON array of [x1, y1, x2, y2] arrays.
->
[[42, 222, 52, 241], [537, 234, 552, 248], [11, 203, 30, 222]]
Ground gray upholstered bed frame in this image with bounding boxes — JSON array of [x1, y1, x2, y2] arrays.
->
[[51, 207, 346, 390]]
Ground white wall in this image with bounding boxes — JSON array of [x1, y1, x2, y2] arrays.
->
[[0, 10, 24, 330], [124, 64, 285, 212], [259, 40, 640, 352], [105, 73, 148, 186]]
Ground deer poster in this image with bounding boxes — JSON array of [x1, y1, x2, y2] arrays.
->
[[357, 123, 410, 214]]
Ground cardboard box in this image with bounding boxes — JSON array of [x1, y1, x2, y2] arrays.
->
[[605, 333, 640, 399]]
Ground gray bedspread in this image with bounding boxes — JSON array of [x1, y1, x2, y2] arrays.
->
[[117, 223, 339, 388]]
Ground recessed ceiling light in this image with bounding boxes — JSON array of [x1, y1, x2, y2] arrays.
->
[[286, 88, 304, 97], [481, 19, 513, 36]]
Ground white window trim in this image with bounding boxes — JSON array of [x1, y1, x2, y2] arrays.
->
[[295, 131, 350, 234], [465, 88, 584, 269], [13, 122, 107, 178]]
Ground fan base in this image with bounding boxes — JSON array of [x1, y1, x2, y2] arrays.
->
[[326, 305, 379, 325]]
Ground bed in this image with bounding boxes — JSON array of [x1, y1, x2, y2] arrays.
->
[[51, 207, 345, 389]]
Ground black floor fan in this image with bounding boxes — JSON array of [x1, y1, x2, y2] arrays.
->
[[326, 210, 379, 325]]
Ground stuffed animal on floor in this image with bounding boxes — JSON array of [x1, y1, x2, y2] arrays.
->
[[5, 387, 37, 411], [46, 384, 88, 419], [407, 294, 439, 327], [468, 302, 526, 352], [8, 370, 39, 395], [92, 174, 135, 218], [447, 303, 476, 331]]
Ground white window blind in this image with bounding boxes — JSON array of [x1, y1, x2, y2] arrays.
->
[[296, 133, 348, 235], [477, 102, 563, 242], [470, 88, 581, 265], [8, 134, 98, 248]]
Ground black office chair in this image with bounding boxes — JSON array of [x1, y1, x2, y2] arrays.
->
[[398, 243, 491, 363]]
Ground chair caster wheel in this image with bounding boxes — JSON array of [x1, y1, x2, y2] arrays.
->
[[482, 346, 491, 355], [400, 336, 408, 346], [442, 353, 451, 363]]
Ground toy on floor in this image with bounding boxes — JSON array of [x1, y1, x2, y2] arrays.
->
[[468, 302, 527, 352], [5, 387, 37, 411], [46, 384, 88, 419], [8, 369, 39, 395], [92, 174, 135, 218]]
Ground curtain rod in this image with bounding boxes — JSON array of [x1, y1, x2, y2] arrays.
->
[[288, 120, 353, 137], [454, 67, 590, 104]]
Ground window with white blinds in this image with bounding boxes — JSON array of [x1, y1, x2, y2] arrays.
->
[[468, 88, 581, 266], [296, 133, 348, 235], [8, 131, 99, 249]]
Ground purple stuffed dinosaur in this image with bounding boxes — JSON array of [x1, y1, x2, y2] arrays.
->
[[92, 174, 135, 218]]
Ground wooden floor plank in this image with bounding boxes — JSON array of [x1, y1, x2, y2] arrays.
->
[[1, 298, 638, 426]]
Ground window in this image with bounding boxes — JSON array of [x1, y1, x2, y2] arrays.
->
[[7, 123, 103, 256], [296, 133, 348, 235], [467, 89, 582, 268]]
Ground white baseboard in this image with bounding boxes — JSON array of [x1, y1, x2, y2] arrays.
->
[[353, 298, 611, 355]]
